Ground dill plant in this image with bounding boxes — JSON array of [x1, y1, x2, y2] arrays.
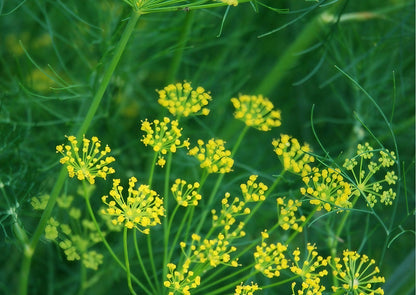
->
[[0, 0, 414, 295]]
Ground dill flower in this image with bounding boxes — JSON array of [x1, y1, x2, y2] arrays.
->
[[31, 194, 49, 210], [254, 231, 289, 278], [171, 178, 202, 207], [235, 282, 261, 295], [240, 175, 268, 202], [218, 0, 238, 6], [300, 167, 352, 212], [141, 117, 190, 167], [327, 250, 385, 294], [157, 81, 212, 118], [164, 262, 201, 295], [276, 197, 306, 232], [56, 135, 115, 184], [272, 134, 314, 176], [290, 243, 328, 295], [188, 138, 234, 173], [101, 177, 164, 234], [343, 143, 397, 207], [231, 94, 281, 131]]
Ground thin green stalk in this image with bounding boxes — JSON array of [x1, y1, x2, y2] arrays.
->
[[167, 10, 194, 83], [124, 227, 137, 295], [133, 229, 158, 294], [167, 207, 191, 265], [286, 206, 318, 245], [148, 152, 158, 188], [76, 263, 87, 295], [18, 11, 141, 295], [146, 231, 161, 293], [162, 152, 173, 284]]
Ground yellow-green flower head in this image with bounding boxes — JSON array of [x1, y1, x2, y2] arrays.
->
[[300, 167, 352, 212], [234, 282, 261, 295], [231, 94, 281, 131], [56, 135, 115, 184], [272, 134, 314, 176], [327, 250, 385, 295], [157, 81, 212, 118], [276, 197, 306, 232], [181, 232, 240, 268], [211, 192, 247, 239], [254, 231, 289, 278], [188, 138, 234, 173], [141, 117, 190, 167], [101, 177, 164, 234], [171, 178, 202, 207], [240, 175, 268, 202], [343, 143, 397, 207], [164, 262, 201, 295], [31, 194, 50, 210], [218, 0, 238, 6]]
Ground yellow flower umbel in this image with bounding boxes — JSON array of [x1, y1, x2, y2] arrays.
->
[[343, 143, 397, 207], [290, 243, 328, 295], [240, 175, 268, 202], [188, 138, 234, 173], [101, 177, 164, 234], [164, 262, 201, 295], [157, 81, 212, 119], [141, 117, 190, 167], [234, 282, 261, 295], [171, 179, 202, 207], [272, 134, 314, 176], [254, 231, 289, 278], [56, 135, 115, 184], [300, 167, 352, 212], [327, 250, 385, 294], [218, 0, 238, 6], [276, 197, 306, 232], [231, 94, 281, 131]]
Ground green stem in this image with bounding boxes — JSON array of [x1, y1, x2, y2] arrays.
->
[[167, 10, 194, 83], [162, 152, 173, 284], [124, 227, 137, 295], [133, 229, 158, 294], [18, 11, 141, 295], [148, 152, 158, 187], [286, 206, 318, 245]]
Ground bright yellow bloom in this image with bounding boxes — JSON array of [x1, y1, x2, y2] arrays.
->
[[188, 138, 234, 173], [56, 135, 115, 184], [231, 94, 281, 131], [272, 134, 314, 176], [290, 243, 328, 295], [164, 262, 201, 295], [300, 167, 352, 212], [234, 282, 261, 295], [157, 81, 212, 118], [171, 179, 202, 207], [343, 143, 397, 207], [141, 117, 190, 167], [218, 0, 238, 6], [254, 231, 289, 278], [101, 177, 164, 234], [327, 250, 385, 294], [240, 175, 268, 202], [276, 197, 306, 232]]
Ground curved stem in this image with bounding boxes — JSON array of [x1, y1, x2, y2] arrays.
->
[[124, 227, 137, 295]]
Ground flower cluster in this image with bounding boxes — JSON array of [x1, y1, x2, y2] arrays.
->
[[44, 195, 103, 270], [343, 143, 397, 207], [56, 135, 115, 184], [141, 117, 190, 167], [219, 0, 238, 6], [272, 134, 314, 176], [327, 250, 385, 294], [157, 81, 212, 118], [101, 177, 164, 234], [290, 243, 328, 294], [188, 138, 234, 173], [234, 282, 261, 295], [171, 179, 202, 207], [231, 94, 281, 131], [276, 197, 306, 232], [180, 232, 240, 268], [31, 194, 49, 210], [300, 167, 352, 212], [164, 262, 201, 295], [240, 175, 268, 202], [254, 231, 289, 278]]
